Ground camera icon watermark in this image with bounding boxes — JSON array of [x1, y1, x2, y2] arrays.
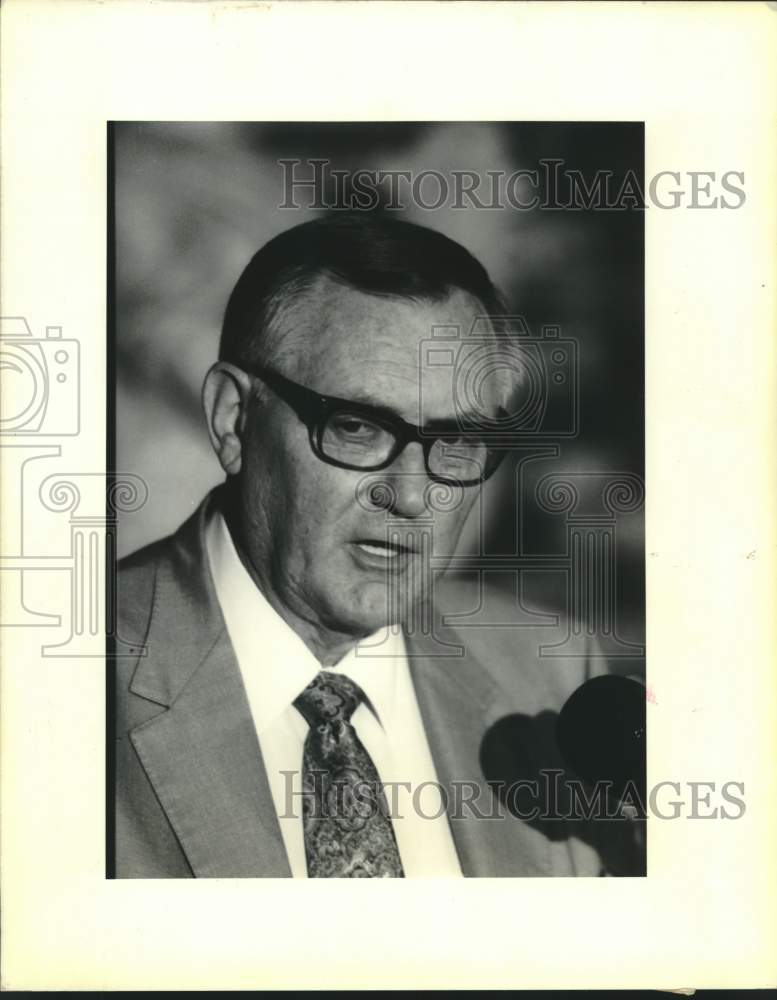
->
[[0, 317, 80, 436], [0, 315, 143, 656], [419, 316, 578, 442]]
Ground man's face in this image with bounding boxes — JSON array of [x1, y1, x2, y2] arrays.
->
[[233, 277, 501, 642]]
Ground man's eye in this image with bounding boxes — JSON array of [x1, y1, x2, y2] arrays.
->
[[330, 414, 380, 438]]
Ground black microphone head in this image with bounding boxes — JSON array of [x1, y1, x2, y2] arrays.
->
[[478, 676, 647, 874]]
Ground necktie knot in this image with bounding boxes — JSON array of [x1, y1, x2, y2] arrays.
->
[[293, 670, 364, 728]]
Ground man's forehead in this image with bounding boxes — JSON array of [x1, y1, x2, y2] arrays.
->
[[262, 275, 508, 425], [283, 276, 487, 378]]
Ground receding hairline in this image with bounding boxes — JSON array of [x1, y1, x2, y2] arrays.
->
[[234, 268, 498, 371]]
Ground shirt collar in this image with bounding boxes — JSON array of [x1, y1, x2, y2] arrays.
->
[[204, 506, 405, 733]]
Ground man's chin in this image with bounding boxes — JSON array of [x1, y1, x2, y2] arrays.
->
[[322, 580, 420, 638]]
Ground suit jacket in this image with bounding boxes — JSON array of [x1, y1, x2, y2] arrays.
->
[[114, 490, 643, 878]]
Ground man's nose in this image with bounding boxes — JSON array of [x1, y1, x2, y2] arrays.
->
[[376, 441, 431, 518]]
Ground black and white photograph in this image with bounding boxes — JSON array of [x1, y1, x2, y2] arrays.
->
[[111, 122, 646, 879], [2, 1, 775, 990]]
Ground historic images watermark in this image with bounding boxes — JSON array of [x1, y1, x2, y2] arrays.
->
[[279, 158, 746, 212], [279, 771, 746, 823]]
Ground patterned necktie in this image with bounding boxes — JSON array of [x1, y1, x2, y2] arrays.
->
[[293, 671, 404, 878]]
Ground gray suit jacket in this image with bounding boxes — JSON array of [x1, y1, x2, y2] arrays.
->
[[114, 491, 642, 878]]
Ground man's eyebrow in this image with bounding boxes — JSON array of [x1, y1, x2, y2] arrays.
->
[[422, 414, 477, 432], [330, 389, 407, 422], [423, 404, 510, 434], [330, 389, 459, 431], [336, 389, 394, 410], [329, 389, 498, 433]]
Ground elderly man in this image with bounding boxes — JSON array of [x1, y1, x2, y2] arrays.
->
[[114, 213, 641, 878]]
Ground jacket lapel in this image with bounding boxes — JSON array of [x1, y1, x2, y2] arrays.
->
[[407, 629, 553, 877], [128, 498, 291, 878]]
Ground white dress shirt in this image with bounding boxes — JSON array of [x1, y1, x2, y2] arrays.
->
[[204, 507, 462, 878]]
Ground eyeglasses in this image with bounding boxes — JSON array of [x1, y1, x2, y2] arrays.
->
[[243, 362, 507, 487]]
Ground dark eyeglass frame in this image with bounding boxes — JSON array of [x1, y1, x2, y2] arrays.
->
[[242, 362, 507, 487]]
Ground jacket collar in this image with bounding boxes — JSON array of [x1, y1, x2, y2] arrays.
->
[[129, 493, 225, 708]]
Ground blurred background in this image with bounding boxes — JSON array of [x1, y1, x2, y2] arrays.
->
[[113, 122, 644, 653]]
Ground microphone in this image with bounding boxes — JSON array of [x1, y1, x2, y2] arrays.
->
[[478, 673, 647, 875]]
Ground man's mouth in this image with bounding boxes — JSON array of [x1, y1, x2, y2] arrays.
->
[[352, 538, 417, 560]]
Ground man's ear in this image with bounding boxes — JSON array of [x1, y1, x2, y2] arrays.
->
[[202, 362, 254, 476]]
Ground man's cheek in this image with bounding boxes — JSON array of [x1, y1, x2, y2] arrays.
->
[[287, 468, 328, 535], [427, 510, 470, 553]]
